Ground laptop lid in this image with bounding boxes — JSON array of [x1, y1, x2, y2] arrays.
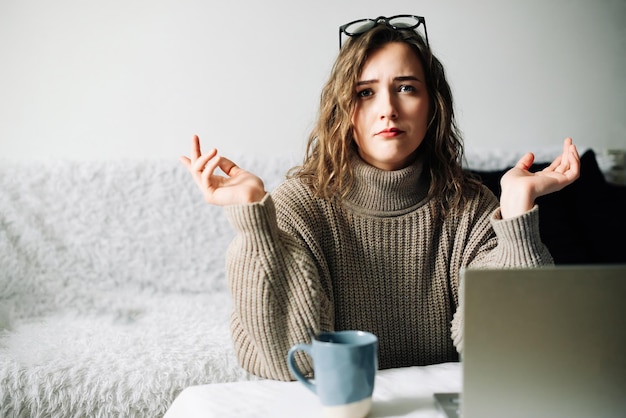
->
[[460, 265, 626, 418]]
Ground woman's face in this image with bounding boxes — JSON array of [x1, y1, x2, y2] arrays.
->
[[351, 41, 430, 171]]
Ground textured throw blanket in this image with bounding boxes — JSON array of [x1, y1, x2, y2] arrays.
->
[[0, 157, 290, 417]]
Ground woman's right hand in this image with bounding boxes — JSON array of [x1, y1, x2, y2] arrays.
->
[[179, 135, 266, 206]]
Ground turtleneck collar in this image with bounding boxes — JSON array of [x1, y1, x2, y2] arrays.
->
[[342, 152, 430, 216]]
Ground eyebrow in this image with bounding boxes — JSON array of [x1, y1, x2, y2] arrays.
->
[[356, 75, 423, 86]]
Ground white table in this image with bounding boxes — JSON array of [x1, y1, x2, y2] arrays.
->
[[164, 362, 461, 418]]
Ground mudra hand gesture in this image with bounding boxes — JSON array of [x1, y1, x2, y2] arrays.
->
[[179, 135, 266, 205], [500, 137, 580, 218]]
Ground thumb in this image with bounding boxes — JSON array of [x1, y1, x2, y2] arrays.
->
[[216, 156, 242, 177], [515, 152, 535, 170]]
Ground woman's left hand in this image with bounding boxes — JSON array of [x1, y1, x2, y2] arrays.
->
[[499, 137, 580, 218]]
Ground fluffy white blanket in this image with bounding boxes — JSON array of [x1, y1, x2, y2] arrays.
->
[[0, 148, 567, 417], [0, 157, 292, 417]]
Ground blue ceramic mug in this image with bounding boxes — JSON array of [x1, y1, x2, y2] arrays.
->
[[287, 330, 378, 418]]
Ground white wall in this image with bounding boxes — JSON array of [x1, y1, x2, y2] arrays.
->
[[1, 0, 624, 161]]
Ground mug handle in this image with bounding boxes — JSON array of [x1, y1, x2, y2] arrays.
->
[[287, 343, 316, 394]]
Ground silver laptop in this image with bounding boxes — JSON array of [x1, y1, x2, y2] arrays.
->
[[435, 264, 626, 418]]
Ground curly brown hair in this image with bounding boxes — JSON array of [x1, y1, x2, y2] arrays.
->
[[288, 24, 481, 218]]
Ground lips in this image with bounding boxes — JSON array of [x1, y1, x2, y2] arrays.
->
[[376, 128, 404, 138]]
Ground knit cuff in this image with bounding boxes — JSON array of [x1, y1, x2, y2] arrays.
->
[[490, 205, 554, 266], [223, 193, 275, 234]]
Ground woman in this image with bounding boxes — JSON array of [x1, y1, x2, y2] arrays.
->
[[180, 16, 580, 381]]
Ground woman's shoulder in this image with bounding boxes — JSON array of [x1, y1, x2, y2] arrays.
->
[[273, 176, 316, 200], [270, 177, 341, 235], [454, 182, 499, 217], [271, 177, 330, 215]]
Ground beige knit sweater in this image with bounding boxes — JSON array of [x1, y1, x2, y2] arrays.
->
[[224, 155, 553, 381]]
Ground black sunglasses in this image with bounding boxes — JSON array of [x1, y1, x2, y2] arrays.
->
[[339, 15, 429, 49]]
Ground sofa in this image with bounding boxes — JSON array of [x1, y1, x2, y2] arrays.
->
[[0, 148, 624, 417]]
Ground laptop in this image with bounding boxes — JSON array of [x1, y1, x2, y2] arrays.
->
[[435, 264, 626, 418]]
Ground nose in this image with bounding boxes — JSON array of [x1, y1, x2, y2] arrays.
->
[[378, 91, 398, 120]]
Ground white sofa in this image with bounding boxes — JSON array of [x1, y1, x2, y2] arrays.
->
[[0, 156, 295, 417], [0, 148, 592, 417]]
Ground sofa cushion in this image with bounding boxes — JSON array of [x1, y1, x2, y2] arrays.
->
[[571, 151, 626, 263]]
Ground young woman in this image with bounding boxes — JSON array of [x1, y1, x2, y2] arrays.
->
[[180, 16, 580, 381]]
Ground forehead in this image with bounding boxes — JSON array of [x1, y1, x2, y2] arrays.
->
[[359, 42, 424, 79]]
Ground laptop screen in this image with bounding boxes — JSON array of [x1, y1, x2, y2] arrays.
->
[[450, 265, 626, 418]]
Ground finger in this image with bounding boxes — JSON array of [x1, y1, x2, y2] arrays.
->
[[191, 135, 201, 161], [215, 156, 241, 177], [191, 148, 218, 173], [559, 140, 568, 170], [201, 153, 225, 188], [567, 156, 580, 180], [201, 155, 244, 189], [561, 137, 572, 162], [179, 156, 191, 170], [565, 144, 581, 180], [562, 137, 572, 151], [554, 138, 574, 174], [569, 142, 580, 161]]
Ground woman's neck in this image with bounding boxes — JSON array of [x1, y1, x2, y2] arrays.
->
[[342, 153, 430, 215]]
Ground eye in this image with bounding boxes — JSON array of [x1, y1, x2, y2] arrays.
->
[[398, 84, 416, 93], [357, 88, 374, 98]]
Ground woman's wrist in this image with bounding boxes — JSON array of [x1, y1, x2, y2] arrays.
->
[[499, 189, 534, 219]]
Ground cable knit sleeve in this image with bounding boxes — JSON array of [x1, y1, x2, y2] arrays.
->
[[450, 190, 554, 354], [223, 191, 333, 381]]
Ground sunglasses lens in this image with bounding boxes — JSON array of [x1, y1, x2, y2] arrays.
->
[[388, 16, 420, 29], [343, 20, 376, 36]]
